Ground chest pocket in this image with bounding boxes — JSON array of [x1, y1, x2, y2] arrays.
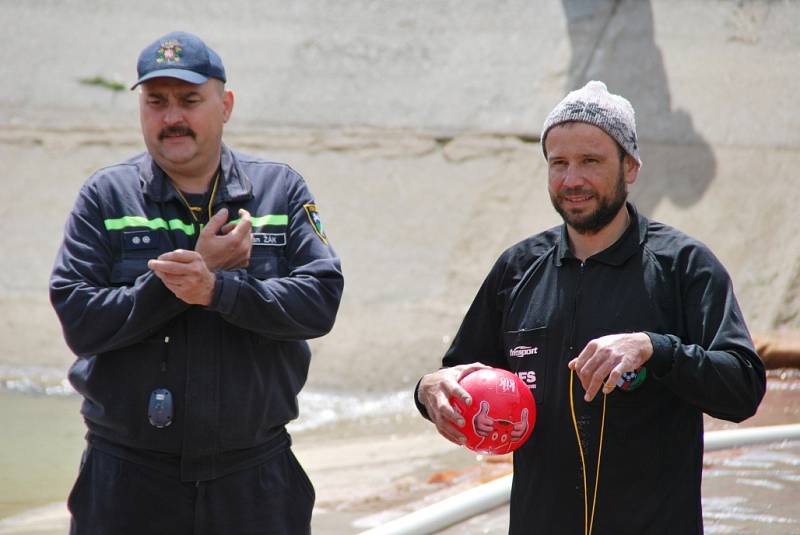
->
[[110, 230, 164, 284], [504, 327, 547, 405], [110, 258, 150, 285]]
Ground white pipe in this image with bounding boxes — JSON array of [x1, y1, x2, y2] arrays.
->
[[704, 423, 800, 452], [357, 473, 512, 535], [358, 423, 800, 535]]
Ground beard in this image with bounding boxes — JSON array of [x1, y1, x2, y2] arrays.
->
[[550, 165, 628, 235]]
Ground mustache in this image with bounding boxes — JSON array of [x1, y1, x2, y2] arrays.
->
[[557, 187, 594, 198], [158, 126, 196, 140]]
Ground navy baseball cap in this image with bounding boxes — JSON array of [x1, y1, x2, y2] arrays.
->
[[131, 31, 226, 90]]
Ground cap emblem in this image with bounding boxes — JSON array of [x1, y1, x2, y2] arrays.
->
[[156, 40, 183, 64]]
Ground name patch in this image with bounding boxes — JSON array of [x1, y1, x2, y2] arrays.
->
[[252, 233, 286, 246]]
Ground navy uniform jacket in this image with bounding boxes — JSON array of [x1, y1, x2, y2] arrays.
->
[[50, 145, 343, 481], [417, 203, 764, 534]]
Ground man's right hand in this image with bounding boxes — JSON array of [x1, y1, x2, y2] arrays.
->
[[417, 363, 490, 446], [195, 208, 253, 271]]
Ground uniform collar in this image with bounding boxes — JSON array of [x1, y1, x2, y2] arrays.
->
[[140, 144, 253, 203], [555, 202, 647, 266]]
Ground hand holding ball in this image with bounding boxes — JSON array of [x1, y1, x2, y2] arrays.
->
[[450, 368, 536, 454]]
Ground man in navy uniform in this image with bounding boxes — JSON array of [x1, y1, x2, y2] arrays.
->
[[51, 31, 343, 534]]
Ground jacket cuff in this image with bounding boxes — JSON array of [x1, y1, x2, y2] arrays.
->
[[209, 270, 244, 314], [414, 377, 431, 421], [644, 331, 675, 377]]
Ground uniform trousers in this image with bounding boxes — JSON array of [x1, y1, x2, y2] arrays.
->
[[68, 445, 315, 535]]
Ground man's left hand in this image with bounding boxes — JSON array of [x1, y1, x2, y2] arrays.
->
[[195, 208, 253, 272], [148, 249, 216, 305], [568, 333, 653, 402]]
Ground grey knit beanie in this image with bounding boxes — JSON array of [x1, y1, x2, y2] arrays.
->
[[541, 80, 641, 166]]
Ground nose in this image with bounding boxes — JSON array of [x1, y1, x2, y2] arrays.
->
[[162, 103, 184, 125], [551, 163, 583, 188], [561, 163, 584, 188]]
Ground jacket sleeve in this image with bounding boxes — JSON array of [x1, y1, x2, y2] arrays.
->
[[207, 171, 343, 340], [645, 244, 766, 423], [49, 182, 190, 357]]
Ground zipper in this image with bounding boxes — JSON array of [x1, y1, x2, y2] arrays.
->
[[161, 335, 170, 372], [567, 261, 586, 356]]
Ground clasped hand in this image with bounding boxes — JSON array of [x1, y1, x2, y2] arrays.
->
[[148, 208, 252, 305]]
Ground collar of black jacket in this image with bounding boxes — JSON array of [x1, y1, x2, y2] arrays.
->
[[555, 202, 648, 267], [139, 144, 254, 203]]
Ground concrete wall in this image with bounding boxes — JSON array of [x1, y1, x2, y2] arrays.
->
[[0, 0, 797, 391]]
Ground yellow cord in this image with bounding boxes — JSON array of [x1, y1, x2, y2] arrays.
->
[[172, 171, 220, 223], [569, 369, 607, 535]]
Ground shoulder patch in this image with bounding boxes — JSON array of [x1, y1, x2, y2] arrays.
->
[[303, 203, 328, 245], [616, 367, 647, 391]]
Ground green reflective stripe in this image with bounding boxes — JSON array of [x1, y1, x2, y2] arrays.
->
[[104, 216, 165, 231], [167, 219, 196, 235], [104, 216, 196, 235], [232, 214, 288, 227], [103, 213, 287, 234]]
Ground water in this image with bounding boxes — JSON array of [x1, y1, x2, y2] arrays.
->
[[0, 364, 420, 529], [0, 391, 83, 521], [701, 370, 800, 535]]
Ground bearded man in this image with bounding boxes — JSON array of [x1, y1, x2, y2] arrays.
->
[[415, 81, 765, 535]]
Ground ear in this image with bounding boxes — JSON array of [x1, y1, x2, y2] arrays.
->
[[222, 89, 235, 123], [623, 154, 640, 186]]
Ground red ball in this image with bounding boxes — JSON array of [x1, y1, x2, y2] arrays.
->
[[451, 368, 536, 455]]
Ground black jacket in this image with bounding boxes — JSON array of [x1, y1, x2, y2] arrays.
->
[[417, 204, 765, 534], [50, 146, 343, 481]]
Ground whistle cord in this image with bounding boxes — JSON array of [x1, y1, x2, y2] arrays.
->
[[569, 369, 607, 535], [172, 171, 221, 224]]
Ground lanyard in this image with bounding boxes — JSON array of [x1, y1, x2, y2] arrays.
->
[[172, 171, 221, 224], [569, 369, 607, 535]]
